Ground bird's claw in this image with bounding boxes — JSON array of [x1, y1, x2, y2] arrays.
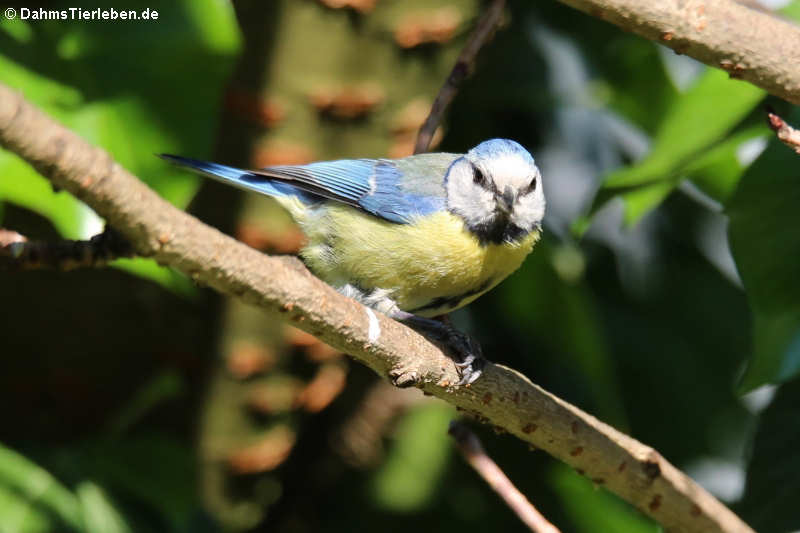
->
[[443, 328, 486, 386], [392, 311, 488, 386]]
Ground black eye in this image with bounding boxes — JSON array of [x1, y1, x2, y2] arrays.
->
[[522, 175, 537, 195], [473, 167, 488, 187]]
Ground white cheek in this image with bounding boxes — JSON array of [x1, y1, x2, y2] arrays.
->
[[446, 165, 495, 220], [452, 185, 493, 218]]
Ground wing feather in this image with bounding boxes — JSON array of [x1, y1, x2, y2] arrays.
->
[[163, 153, 460, 225], [252, 157, 454, 223]]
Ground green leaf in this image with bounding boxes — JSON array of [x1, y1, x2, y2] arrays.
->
[[591, 68, 764, 226], [107, 371, 186, 435], [728, 131, 800, 390], [601, 40, 679, 133], [576, 125, 766, 234], [0, 150, 98, 238], [110, 258, 198, 299], [0, 484, 57, 533], [612, 126, 767, 226], [370, 403, 454, 511], [76, 482, 131, 533], [77, 434, 197, 532], [606, 68, 764, 189], [0, 0, 240, 293], [619, 180, 676, 226], [737, 381, 800, 532], [684, 126, 767, 204], [780, 0, 800, 21], [0, 443, 83, 531], [550, 464, 658, 533]]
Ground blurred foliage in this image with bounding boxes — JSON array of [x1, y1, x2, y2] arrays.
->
[[369, 403, 454, 511], [0, 443, 85, 532], [595, 68, 765, 225], [728, 110, 800, 392], [736, 380, 800, 532], [550, 463, 658, 533], [2, 0, 800, 532], [0, 0, 240, 291]]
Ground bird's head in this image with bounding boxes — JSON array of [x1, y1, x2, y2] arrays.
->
[[445, 139, 545, 245]]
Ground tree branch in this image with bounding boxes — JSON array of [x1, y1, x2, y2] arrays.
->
[[766, 110, 800, 154], [0, 227, 132, 271], [449, 421, 562, 533], [413, 0, 506, 154], [0, 229, 26, 246], [0, 83, 753, 533], [555, 0, 800, 105]]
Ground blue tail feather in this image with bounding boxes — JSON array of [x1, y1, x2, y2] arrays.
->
[[160, 154, 315, 203]]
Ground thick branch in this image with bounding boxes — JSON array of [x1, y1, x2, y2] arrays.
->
[[0, 83, 753, 533], [556, 0, 800, 104]]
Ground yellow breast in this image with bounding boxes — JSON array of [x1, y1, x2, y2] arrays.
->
[[299, 206, 539, 317]]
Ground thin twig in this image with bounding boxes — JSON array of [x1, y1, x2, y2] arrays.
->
[[413, 0, 506, 154], [766, 110, 800, 154], [0, 227, 133, 271], [449, 421, 562, 533], [0, 229, 27, 247], [0, 83, 755, 533]]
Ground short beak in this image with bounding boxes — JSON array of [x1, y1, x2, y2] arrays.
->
[[496, 187, 515, 215]]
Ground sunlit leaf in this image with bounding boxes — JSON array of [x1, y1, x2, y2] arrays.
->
[[550, 464, 658, 533], [0, 443, 83, 531], [370, 403, 454, 511], [0, 484, 57, 533], [76, 482, 131, 533], [586, 68, 765, 226], [780, 0, 800, 21], [0, 0, 240, 294], [618, 180, 675, 226], [110, 258, 198, 299], [684, 126, 767, 204], [605, 69, 764, 189]]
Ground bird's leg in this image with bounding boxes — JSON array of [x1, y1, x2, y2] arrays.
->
[[339, 284, 486, 385], [433, 315, 480, 371], [388, 310, 487, 386]]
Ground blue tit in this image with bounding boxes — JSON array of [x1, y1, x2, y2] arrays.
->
[[162, 138, 545, 384]]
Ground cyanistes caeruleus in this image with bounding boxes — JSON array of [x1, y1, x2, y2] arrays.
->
[[162, 138, 545, 384]]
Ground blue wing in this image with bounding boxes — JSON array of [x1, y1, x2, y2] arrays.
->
[[162, 153, 459, 224]]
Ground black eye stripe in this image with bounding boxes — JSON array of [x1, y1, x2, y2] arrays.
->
[[472, 166, 495, 192], [522, 175, 537, 195], [473, 166, 487, 185]]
